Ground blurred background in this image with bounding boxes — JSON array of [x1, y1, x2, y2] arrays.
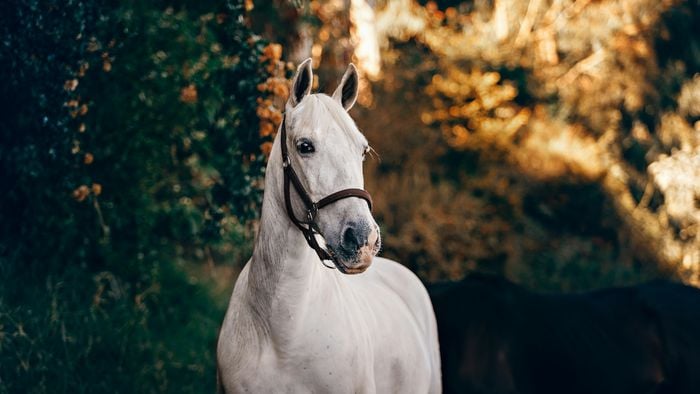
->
[[1, 0, 699, 392]]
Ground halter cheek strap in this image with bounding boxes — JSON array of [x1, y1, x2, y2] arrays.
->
[[280, 115, 373, 266]]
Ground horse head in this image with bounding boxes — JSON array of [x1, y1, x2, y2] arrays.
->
[[279, 58, 380, 274]]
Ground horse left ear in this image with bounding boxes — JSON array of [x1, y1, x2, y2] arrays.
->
[[332, 64, 359, 111]]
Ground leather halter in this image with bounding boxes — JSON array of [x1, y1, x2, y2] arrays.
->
[[280, 114, 373, 267]]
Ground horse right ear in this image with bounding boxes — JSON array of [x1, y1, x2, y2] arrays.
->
[[288, 58, 313, 108]]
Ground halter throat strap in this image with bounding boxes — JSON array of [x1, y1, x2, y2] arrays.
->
[[279, 115, 373, 264]]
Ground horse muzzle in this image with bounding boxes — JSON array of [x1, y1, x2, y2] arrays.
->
[[333, 224, 381, 274]]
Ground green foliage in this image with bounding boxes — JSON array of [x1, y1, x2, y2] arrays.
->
[[0, 0, 270, 391]]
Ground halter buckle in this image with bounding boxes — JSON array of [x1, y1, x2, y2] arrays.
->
[[282, 156, 291, 168]]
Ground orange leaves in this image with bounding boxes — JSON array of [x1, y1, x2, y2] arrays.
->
[[255, 43, 288, 156], [73, 151, 100, 202], [260, 142, 273, 156], [256, 97, 283, 140], [260, 43, 283, 74], [102, 52, 113, 72], [72, 185, 90, 202], [179, 84, 198, 104], [64, 79, 79, 91], [263, 43, 282, 61], [66, 99, 89, 118], [71, 183, 102, 202], [423, 67, 527, 150], [259, 120, 274, 137], [271, 81, 289, 98], [257, 78, 288, 101]]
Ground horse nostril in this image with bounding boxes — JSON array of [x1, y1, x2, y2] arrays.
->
[[342, 226, 361, 251]]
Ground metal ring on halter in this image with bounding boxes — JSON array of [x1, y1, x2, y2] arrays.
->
[[306, 204, 318, 223]]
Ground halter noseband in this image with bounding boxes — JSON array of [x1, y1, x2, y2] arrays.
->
[[280, 114, 373, 267]]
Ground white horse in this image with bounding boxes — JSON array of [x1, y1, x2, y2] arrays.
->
[[217, 59, 441, 393]]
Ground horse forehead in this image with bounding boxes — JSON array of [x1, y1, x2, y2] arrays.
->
[[290, 112, 340, 137], [291, 96, 366, 146]]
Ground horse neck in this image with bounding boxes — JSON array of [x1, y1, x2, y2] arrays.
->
[[247, 141, 328, 338]]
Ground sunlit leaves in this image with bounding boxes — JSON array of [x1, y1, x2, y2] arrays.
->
[[378, 0, 700, 281]]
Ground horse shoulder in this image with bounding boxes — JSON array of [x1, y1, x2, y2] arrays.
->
[[369, 257, 442, 394], [371, 257, 435, 330], [217, 262, 270, 390]]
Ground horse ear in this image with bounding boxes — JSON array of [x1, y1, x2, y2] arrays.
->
[[288, 58, 313, 108], [332, 63, 359, 111]]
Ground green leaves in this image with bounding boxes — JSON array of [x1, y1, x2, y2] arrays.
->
[[0, 1, 272, 392]]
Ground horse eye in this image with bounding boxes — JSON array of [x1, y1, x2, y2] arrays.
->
[[296, 139, 315, 155], [362, 146, 369, 161]]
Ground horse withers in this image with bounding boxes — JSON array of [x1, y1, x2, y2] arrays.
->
[[432, 273, 700, 394], [217, 59, 441, 393]]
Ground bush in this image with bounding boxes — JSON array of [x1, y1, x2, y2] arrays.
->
[[0, 0, 274, 391]]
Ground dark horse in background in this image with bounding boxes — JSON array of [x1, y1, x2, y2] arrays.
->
[[431, 274, 700, 394]]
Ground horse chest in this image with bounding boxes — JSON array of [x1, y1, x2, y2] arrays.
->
[[231, 337, 372, 393], [235, 325, 422, 394], [224, 288, 427, 393]]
